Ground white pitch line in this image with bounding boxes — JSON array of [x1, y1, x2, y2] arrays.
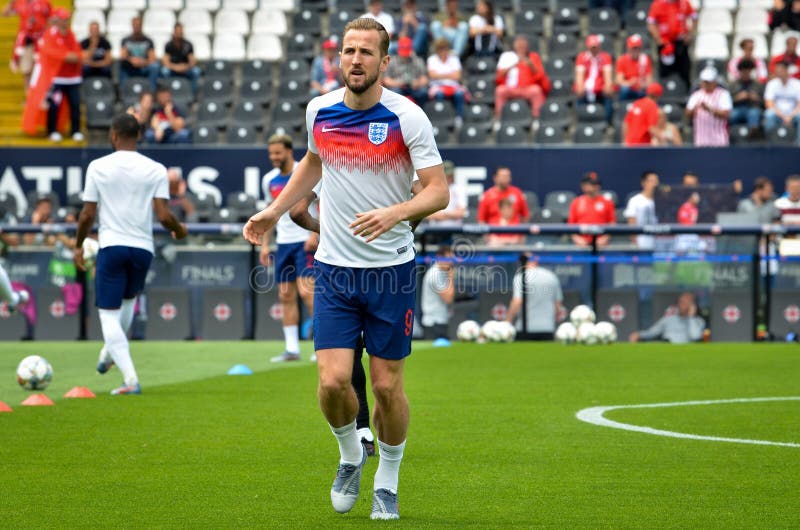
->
[[576, 397, 800, 448]]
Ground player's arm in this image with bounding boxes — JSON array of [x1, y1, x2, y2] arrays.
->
[[153, 198, 188, 240], [506, 296, 522, 324], [243, 151, 322, 244], [73, 201, 97, 271], [289, 191, 320, 234], [350, 164, 449, 243]]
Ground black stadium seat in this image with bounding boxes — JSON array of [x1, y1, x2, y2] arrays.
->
[[545, 57, 573, 80], [515, 10, 545, 36], [500, 100, 532, 127], [539, 101, 571, 128], [465, 56, 497, 76], [231, 100, 264, 129], [424, 100, 456, 126], [767, 126, 797, 145], [552, 7, 580, 34], [86, 99, 114, 128], [193, 125, 219, 144], [548, 32, 579, 59], [227, 125, 258, 144], [280, 59, 311, 81], [464, 103, 493, 130], [240, 79, 272, 106], [573, 124, 605, 144], [577, 102, 606, 123], [271, 101, 304, 131], [120, 77, 150, 107], [200, 78, 234, 106], [277, 78, 308, 103], [536, 125, 566, 144], [496, 124, 528, 144], [285, 32, 315, 61], [242, 59, 272, 83], [457, 125, 489, 145], [82, 77, 115, 104], [625, 8, 649, 32], [197, 100, 228, 129], [466, 76, 496, 105], [588, 8, 621, 33], [291, 9, 321, 36], [204, 60, 234, 81]]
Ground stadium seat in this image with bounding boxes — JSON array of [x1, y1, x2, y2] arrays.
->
[[539, 101, 571, 128], [771, 30, 800, 57], [500, 100, 532, 127], [464, 103, 493, 130], [197, 100, 228, 129], [286, 32, 315, 61], [120, 77, 150, 107], [553, 7, 580, 34], [614, 101, 634, 125], [573, 124, 605, 144], [179, 9, 213, 35], [515, 10, 545, 36], [204, 60, 234, 81], [535, 125, 566, 144], [544, 190, 575, 214], [548, 32, 579, 60], [280, 59, 311, 81], [329, 10, 356, 36], [71, 9, 106, 40], [466, 76, 495, 105], [465, 56, 498, 76], [291, 9, 321, 37], [106, 9, 137, 35], [185, 0, 220, 10], [231, 100, 265, 129], [734, 8, 769, 34], [548, 78, 574, 103], [698, 9, 733, 34], [602, 190, 618, 205], [215, 9, 249, 36], [766, 126, 798, 145], [496, 124, 528, 144], [151, 33, 171, 58], [524, 190, 540, 210], [143, 9, 176, 36], [112, 0, 145, 9], [693, 32, 729, 60], [740, 0, 773, 7], [545, 57, 573, 80], [164, 77, 193, 108], [239, 79, 271, 105], [248, 34, 283, 62], [729, 124, 753, 145], [624, 7, 649, 33], [107, 33, 124, 59], [227, 126, 258, 144], [661, 102, 684, 123], [223, 0, 257, 10], [193, 125, 219, 144], [261, 0, 295, 11], [276, 78, 307, 103], [187, 33, 211, 61], [432, 125, 452, 145], [242, 59, 273, 83], [424, 100, 456, 129], [534, 207, 565, 223], [457, 125, 490, 145], [212, 34, 246, 61], [588, 8, 621, 33], [732, 33, 769, 59], [226, 192, 256, 212], [86, 99, 115, 128], [576, 103, 605, 123], [252, 9, 289, 36], [82, 77, 115, 104], [271, 101, 304, 131], [661, 76, 688, 103], [74, 0, 108, 9]]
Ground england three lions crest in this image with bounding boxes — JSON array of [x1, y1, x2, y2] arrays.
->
[[368, 122, 388, 145]]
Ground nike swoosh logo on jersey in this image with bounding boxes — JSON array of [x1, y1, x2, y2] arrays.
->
[[322, 127, 341, 132]]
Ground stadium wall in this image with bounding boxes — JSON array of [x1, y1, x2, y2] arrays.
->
[[1, 146, 798, 213]]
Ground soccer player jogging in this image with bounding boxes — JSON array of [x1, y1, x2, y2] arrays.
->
[[74, 113, 187, 395], [243, 18, 449, 520], [261, 133, 318, 363]]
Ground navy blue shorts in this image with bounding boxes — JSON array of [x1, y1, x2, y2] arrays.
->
[[95, 246, 153, 309], [313, 259, 416, 360], [275, 241, 314, 283]]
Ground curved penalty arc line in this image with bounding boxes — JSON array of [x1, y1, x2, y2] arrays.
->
[[576, 396, 800, 448]]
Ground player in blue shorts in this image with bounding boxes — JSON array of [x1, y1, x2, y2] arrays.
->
[[74, 113, 187, 395], [261, 133, 318, 362], [243, 18, 449, 520]]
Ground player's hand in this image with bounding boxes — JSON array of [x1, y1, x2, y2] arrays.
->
[[243, 209, 279, 245], [259, 247, 273, 266], [350, 206, 402, 243], [74, 248, 86, 272], [172, 223, 187, 240]]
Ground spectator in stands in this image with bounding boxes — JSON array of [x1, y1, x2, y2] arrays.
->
[[2, 0, 50, 88], [168, 169, 194, 223], [647, 0, 696, 88], [485, 198, 525, 246], [616, 34, 653, 102], [310, 37, 342, 97], [160, 23, 201, 97], [427, 38, 468, 127], [431, 0, 469, 58], [468, 0, 504, 57], [494, 35, 550, 125], [426, 160, 467, 226], [39, 8, 83, 143], [629, 292, 705, 343], [624, 171, 660, 249], [738, 176, 779, 223], [383, 36, 429, 105], [682, 171, 699, 187], [769, 0, 800, 31], [144, 86, 190, 144], [361, 0, 395, 38], [574, 35, 614, 124], [23, 196, 55, 245], [678, 191, 700, 224], [420, 245, 454, 340], [764, 62, 800, 138], [127, 90, 153, 135], [729, 59, 764, 137], [685, 67, 732, 147], [568, 172, 616, 247], [775, 174, 800, 226], [769, 36, 800, 78], [505, 259, 563, 340], [119, 16, 159, 90], [395, 0, 428, 57], [623, 82, 662, 146], [80, 21, 112, 78], [728, 38, 768, 83], [650, 108, 683, 146], [477, 166, 530, 227]]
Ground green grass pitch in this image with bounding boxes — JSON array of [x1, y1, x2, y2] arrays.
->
[[0, 341, 798, 528]]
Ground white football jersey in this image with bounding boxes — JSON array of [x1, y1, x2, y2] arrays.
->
[[262, 162, 311, 245], [307, 88, 442, 267]]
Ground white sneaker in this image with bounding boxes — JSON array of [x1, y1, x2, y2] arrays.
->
[[72, 132, 85, 142], [49, 132, 63, 142]]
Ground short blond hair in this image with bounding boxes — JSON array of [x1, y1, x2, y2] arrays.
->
[[267, 133, 292, 149], [342, 17, 390, 58]]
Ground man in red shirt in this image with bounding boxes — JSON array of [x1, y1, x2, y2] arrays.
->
[[647, 0, 696, 88], [623, 82, 663, 145], [567, 172, 616, 247], [477, 166, 530, 226], [574, 35, 614, 123], [677, 191, 700, 224], [494, 35, 551, 121], [616, 34, 653, 102], [769, 36, 800, 79], [3, 0, 51, 87]]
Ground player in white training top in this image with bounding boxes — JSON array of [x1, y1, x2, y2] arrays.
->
[[75, 113, 187, 395], [243, 18, 449, 521], [260, 133, 318, 363]]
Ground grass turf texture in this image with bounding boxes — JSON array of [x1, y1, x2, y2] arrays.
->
[[0, 341, 798, 528]]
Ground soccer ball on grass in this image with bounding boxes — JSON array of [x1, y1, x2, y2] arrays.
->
[[570, 304, 596, 327], [594, 321, 618, 344], [16, 355, 53, 391], [555, 322, 578, 344], [456, 320, 481, 341]]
